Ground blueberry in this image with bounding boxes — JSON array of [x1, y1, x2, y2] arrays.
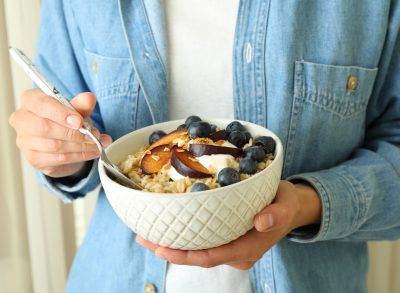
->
[[244, 146, 265, 162], [254, 136, 276, 155], [218, 167, 241, 187], [185, 115, 202, 128], [239, 157, 258, 174], [188, 121, 212, 138], [177, 124, 187, 130], [226, 121, 246, 133], [190, 182, 210, 192], [228, 131, 247, 148], [210, 124, 217, 133], [242, 131, 252, 144], [149, 130, 166, 145]]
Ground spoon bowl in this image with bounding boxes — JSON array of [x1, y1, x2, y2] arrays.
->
[[80, 126, 143, 190]]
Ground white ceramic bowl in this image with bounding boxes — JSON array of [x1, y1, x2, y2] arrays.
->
[[99, 119, 284, 250]]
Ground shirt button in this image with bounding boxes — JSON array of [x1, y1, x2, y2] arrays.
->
[[144, 283, 156, 293], [92, 61, 98, 74], [346, 75, 358, 92]]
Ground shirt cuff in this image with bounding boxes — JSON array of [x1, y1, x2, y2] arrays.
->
[[35, 159, 100, 203], [287, 168, 364, 243]]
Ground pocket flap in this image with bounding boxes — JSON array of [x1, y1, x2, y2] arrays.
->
[[294, 61, 378, 117]]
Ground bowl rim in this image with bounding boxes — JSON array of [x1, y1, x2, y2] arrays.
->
[[99, 118, 283, 199]]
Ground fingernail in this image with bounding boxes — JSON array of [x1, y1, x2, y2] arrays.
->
[[66, 115, 81, 129], [258, 214, 274, 232]]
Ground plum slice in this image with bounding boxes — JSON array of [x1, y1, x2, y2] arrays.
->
[[148, 129, 188, 151], [171, 149, 212, 178], [209, 130, 229, 142], [189, 144, 243, 158], [141, 144, 173, 175]]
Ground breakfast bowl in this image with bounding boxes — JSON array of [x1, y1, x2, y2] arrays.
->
[[98, 119, 284, 250]]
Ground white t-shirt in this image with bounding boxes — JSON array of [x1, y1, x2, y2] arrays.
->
[[167, 0, 236, 120], [165, 1, 252, 293]]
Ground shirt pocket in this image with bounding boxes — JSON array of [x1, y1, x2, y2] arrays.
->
[[294, 61, 378, 119], [83, 49, 140, 140], [284, 61, 378, 177]]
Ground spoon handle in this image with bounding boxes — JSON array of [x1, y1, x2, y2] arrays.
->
[[9, 47, 92, 132]]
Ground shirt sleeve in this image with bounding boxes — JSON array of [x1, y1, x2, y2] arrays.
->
[[288, 18, 400, 242], [33, 0, 105, 202]]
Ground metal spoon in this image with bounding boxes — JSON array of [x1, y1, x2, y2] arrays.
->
[[9, 47, 142, 190]]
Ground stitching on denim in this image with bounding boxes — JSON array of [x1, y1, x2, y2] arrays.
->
[[283, 62, 303, 177], [269, 246, 276, 293], [300, 61, 378, 72], [130, 78, 139, 131], [83, 48, 131, 61], [96, 81, 135, 98], [140, 0, 168, 80], [287, 174, 331, 242], [300, 90, 369, 119], [232, 0, 248, 120], [254, 0, 269, 126], [118, 0, 156, 124], [332, 168, 368, 234], [307, 175, 331, 241]]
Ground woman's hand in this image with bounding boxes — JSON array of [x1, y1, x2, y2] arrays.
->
[[9, 89, 112, 178], [136, 180, 321, 270]]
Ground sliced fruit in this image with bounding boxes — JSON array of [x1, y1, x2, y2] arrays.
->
[[189, 144, 243, 158], [148, 129, 187, 151], [209, 130, 229, 142], [141, 144, 173, 174], [171, 149, 212, 178]]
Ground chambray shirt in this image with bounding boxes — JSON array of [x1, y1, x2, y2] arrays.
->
[[35, 0, 400, 292]]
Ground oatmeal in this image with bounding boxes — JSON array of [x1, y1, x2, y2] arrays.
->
[[118, 116, 275, 193]]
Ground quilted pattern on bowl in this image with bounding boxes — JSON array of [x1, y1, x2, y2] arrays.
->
[[106, 155, 282, 250]]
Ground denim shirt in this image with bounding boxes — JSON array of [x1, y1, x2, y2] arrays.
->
[[35, 0, 400, 292]]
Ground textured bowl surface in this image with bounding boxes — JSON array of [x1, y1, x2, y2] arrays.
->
[[99, 119, 284, 250]]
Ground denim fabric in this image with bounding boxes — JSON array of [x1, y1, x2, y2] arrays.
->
[[34, 0, 400, 292]]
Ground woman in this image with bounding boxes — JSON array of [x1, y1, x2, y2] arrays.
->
[[9, 0, 400, 292]]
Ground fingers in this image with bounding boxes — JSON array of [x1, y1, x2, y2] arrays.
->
[[135, 181, 303, 269], [41, 162, 88, 178], [24, 149, 100, 169], [254, 203, 289, 233], [254, 181, 301, 233], [10, 109, 101, 143], [10, 89, 111, 178], [228, 261, 256, 270], [136, 229, 284, 269], [21, 89, 84, 129], [70, 92, 97, 119], [16, 131, 111, 154], [135, 236, 160, 252], [149, 230, 262, 268]]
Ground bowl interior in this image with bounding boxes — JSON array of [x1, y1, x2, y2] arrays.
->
[[100, 118, 283, 196]]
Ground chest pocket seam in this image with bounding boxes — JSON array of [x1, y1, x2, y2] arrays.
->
[[82, 48, 139, 139], [294, 61, 378, 120]]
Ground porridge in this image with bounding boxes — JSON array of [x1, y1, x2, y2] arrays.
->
[[118, 116, 275, 193]]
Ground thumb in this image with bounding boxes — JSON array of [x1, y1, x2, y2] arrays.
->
[[254, 203, 289, 233], [70, 92, 97, 120]]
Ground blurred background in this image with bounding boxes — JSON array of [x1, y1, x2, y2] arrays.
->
[[1, 1, 400, 292]]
